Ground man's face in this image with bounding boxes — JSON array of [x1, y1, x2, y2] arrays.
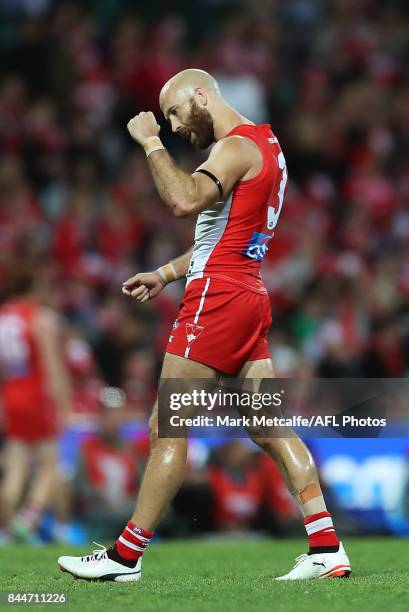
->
[[164, 96, 215, 149]]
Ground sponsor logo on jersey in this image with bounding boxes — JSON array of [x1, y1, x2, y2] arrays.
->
[[185, 323, 204, 345], [242, 232, 272, 261]]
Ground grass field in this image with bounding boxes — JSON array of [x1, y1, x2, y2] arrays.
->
[[1, 538, 409, 612]]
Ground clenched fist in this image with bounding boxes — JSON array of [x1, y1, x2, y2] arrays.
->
[[127, 111, 160, 145], [122, 270, 165, 303]]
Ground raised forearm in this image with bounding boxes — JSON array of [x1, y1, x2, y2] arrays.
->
[[126, 114, 202, 216]]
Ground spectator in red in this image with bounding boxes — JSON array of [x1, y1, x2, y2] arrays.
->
[[256, 452, 300, 535], [65, 328, 106, 418], [208, 441, 263, 532]]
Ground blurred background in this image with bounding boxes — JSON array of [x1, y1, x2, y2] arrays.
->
[[0, 0, 408, 546]]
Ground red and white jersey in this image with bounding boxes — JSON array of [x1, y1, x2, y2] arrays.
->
[[187, 123, 288, 293], [0, 299, 48, 409]]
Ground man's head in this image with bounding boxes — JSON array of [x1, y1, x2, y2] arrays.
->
[[159, 69, 221, 149]]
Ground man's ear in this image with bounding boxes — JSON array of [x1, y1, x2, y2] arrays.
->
[[195, 87, 208, 106]]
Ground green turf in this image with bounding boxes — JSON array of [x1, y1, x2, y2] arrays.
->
[[0, 538, 408, 612]]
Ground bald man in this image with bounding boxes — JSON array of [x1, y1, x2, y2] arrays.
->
[[58, 69, 351, 582]]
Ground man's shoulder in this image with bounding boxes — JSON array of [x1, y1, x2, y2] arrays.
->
[[212, 134, 262, 161]]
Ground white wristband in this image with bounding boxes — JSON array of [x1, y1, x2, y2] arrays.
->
[[158, 263, 177, 285], [142, 136, 165, 157]]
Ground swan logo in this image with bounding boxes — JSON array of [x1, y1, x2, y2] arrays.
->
[[185, 323, 204, 345]]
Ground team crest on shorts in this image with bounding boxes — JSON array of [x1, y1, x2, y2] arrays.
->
[[185, 323, 204, 345]]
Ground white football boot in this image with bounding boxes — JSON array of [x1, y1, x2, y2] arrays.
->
[[276, 542, 351, 580], [58, 543, 142, 583]]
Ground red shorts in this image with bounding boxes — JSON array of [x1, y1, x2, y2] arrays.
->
[[3, 396, 57, 444], [166, 277, 272, 375]]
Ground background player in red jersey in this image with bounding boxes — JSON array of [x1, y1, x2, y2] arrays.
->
[[58, 69, 351, 581], [0, 269, 72, 542]]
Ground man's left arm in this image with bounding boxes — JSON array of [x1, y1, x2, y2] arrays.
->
[[127, 112, 253, 217]]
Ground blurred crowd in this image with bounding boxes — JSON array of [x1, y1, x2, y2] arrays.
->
[[55, 396, 302, 543], [0, 0, 409, 542]]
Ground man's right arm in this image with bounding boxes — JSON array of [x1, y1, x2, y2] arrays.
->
[[122, 247, 193, 303]]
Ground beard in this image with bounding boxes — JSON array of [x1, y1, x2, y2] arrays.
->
[[178, 99, 215, 149]]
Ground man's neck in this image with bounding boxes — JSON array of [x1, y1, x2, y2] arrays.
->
[[213, 102, 254, 142]]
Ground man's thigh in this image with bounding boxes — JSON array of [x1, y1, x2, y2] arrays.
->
[[160, 352, 219, 379], [238, 359, 303, 445], [2, 439, 31, 473], [238, 358, 275, 379], [150, 353, 219, 435]]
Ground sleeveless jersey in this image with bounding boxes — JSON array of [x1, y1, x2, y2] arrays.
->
[[0, 299, 49, 410], [187, 124, 288, 293]]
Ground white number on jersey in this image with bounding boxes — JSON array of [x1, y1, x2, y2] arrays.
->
[[0, 314, 29, 371], [267, 151, 288, 230]]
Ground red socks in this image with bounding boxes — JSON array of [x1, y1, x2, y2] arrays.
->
[[116, 521, 153, 561], [304, 511, 339, 553], [115, 514, 337, 560]]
